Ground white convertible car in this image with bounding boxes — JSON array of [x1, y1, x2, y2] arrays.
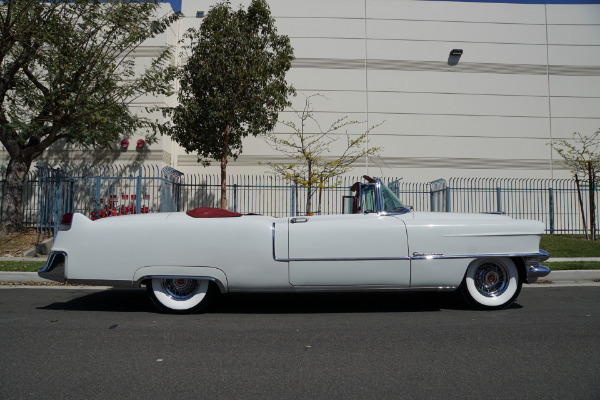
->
[[40, 176, 550, 313]]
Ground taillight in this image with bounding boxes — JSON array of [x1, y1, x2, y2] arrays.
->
[[59, 213, 74, 231]]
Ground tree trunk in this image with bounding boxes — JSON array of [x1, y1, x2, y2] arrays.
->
[[220, 125, 230, 210], [575, 174, 589, 240], [0, 156, 32, 235], [306, 159, 312, 214], [588, 161, 596, 241]]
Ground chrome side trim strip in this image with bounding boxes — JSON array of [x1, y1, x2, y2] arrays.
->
[[410, 252, 550, 260], [289, 257, 412, 262]]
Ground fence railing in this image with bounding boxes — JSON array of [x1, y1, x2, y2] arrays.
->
[[178, 174, 424, 217], [1, 166, 598, 236], [445, 177, 599, 235]]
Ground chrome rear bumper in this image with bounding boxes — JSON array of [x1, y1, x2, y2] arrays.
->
[[38, 251, 66, 283]]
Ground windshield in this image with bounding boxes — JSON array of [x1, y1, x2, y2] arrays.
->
[[380, 182, 406, 213]]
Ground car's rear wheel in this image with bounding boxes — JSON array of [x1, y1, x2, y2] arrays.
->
[[459, 258, 522, 310], [147, 278, 215, 313]]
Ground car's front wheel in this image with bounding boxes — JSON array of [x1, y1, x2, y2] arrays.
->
[[147, 278, 215, 313], [459, 258, 522, 310]]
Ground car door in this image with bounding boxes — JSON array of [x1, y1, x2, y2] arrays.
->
[[287, 214, 410, 286]]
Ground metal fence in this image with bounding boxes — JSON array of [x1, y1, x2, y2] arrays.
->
[[0, 170, 40, 228], [1, 165, 598, 236], [178, 174, 424, 217], [444, 177, 599, 235], [34, 165, 181, 236]]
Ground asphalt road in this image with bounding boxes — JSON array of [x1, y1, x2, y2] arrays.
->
[[0, 286, 598, 400]]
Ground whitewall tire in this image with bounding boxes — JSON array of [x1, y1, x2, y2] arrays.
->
[[147, 278, 215, 313], [460, 258, 522, 310]]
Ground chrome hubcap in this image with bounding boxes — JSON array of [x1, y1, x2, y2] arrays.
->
[[161, 279, 199, 301], [474, 262, 508, 297]]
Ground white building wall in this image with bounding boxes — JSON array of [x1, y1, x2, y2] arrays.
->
[[4, 0, 599, 182], [175, 0, 600, 181]]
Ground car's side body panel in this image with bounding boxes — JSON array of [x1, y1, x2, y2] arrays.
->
[[286, 214, 410, 286], [53, 213, 289, 290], [46, 208, 547, 292], [400, 212, 544, 287], [402, 212, 544, 258]]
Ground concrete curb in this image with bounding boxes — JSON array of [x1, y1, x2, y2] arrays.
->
[[0, 256, 48, 262], [526, 269, 600, 288], [22, 238, 53, 258]]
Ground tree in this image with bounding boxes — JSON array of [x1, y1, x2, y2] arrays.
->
[[166, 0, 294, 209], [551, 129, 600, 240], [551, 130, 600, 175], [262, 94, 381, 215], [0, 0, 179, 235]]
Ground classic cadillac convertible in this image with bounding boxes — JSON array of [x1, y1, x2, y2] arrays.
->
[[40, 176, 550, 313]]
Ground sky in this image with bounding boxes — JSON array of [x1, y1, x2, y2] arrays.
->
[[165, 0, 181, 12]]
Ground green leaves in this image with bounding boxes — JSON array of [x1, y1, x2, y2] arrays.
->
[[0, 0, 180, 232], [166, 0, 295, 165], [550, 129, 600, 177], [1, 0, 180, 154]]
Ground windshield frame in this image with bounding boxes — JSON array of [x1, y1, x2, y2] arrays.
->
[[357, 179, 410, 215]]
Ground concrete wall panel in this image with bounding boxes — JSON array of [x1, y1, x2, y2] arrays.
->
[[366, 1, 545, 24], [368, 70, 549, 96], [367, 19, 546, 45], [368, 92, 549, 118]]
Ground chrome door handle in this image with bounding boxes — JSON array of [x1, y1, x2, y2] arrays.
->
[[291, 217, 309, 223]]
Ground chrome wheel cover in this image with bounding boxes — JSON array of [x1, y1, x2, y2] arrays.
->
[[160, 278, 200, 301], [473, 261, 509, 297]]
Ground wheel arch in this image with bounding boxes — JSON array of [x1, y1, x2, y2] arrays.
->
[[510, 256, 527, 285], [133, 266, 228, 293]]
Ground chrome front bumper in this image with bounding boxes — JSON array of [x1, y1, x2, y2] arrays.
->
[[525, 250, 551, 284], [38, 251, 66, 283]]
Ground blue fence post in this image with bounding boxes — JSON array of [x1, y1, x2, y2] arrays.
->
[[549, 187, 555, 234], [496, 187, 502, 213], [53, 172, 62, 237], [94, 176, 101, 218], [233, 183, 238, 213], [136, 167, 142, 214]]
